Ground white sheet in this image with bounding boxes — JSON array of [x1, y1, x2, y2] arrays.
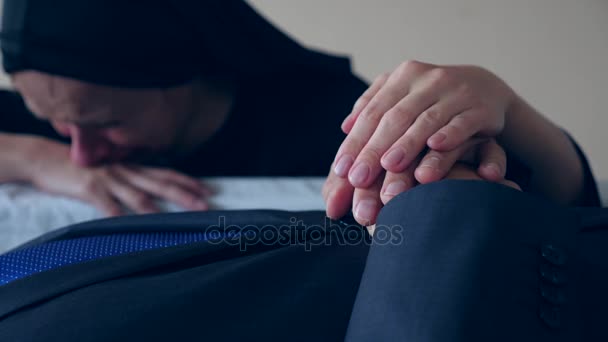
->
[[2, 178, 606, 254], [0, 177, 326, 253]]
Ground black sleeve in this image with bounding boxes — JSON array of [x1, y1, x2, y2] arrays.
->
[[264, 71, 368, 176], [566, 132, 601, 207], [504, 150, 533, 190], [0, 89, 65, 141], [235, 70, 369, 177], [503, 132, 601, 208]]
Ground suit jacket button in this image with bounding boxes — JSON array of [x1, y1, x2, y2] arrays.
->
[[541, 243, 567, 266], [539, 304, 562, 329], [539, 263, 567, 285], [540, 283, 567, 305]]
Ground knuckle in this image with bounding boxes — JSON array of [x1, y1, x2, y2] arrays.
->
[[420, 108, 443, 126], [457, 83, 475, 100], [378, 111, 406, 135], [450, 114, 471, 129], [426, 149, 443, 160], [388, 103, 415, 119], [428, 68, 452, 87], [359, 101, 384, 123], [396, 60, 424, 78], [397, 60, 411, 73]]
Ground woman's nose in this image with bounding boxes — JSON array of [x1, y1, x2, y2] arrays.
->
[[68, 125, 113, 167]]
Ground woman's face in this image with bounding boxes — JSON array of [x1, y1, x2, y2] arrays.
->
[[12, 71, 196, 167]]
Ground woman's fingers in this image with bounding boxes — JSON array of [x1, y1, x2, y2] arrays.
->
[[137, 166, 213, 197], [106, 168, 161, 214], [333, 63, 423, 179], [501, 179, 521, 191], [444, 163, 486, 180], [427, 106, 502, 151], [414, 138, 487, 184], [69, 171, 124, 216], [476, 139, 507, 182], [352, 174, 384, 226], [380, 161, 419, 205], [347, 90, 437, 188], [324, 170, 355, 219], [445, 162, 520, 190], [343, 65, 455, 187], [340, 62, 485, 189], [85, 188, 124, 217], [378, 89, 473, 174], [341, 73, 390, 134], [114, 166, 208, 211]]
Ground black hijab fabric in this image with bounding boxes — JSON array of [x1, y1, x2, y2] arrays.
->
[[1, 0, 351, 88], [0, 0, 369, 177]]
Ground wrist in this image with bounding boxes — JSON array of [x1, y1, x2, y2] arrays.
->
[[498, 91, 525, 147], [15, 135, 61, 184], [0, 134, 38, 183]]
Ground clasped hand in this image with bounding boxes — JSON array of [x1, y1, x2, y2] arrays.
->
[[323, 60, 520, 225]]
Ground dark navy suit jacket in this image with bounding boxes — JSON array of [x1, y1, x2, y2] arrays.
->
[[0, 180, 606, 341]]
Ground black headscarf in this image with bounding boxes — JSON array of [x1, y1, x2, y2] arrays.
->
[[0, 0, 352, 88]]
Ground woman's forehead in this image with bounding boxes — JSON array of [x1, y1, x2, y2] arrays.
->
[[12, 71, 118, 121], [12, 71, 147, 121]]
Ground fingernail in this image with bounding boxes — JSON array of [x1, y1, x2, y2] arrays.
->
[[355, 199, 377, 223], [383, 181, 407, 197], [334, 155, 354, 177], [428, 133, 446, 146], [349, 162, 370, 186], [340, 120, 349, 132], [483, 163, 501, 179], [421, 157, 441, 170], [382, 148, 406, 168]]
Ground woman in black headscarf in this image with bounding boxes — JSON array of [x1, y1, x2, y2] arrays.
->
[[0, 0, 369, 214], [0, 0, 600, 220]]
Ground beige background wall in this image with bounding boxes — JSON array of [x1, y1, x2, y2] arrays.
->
[[1, 0, 607, 180]]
